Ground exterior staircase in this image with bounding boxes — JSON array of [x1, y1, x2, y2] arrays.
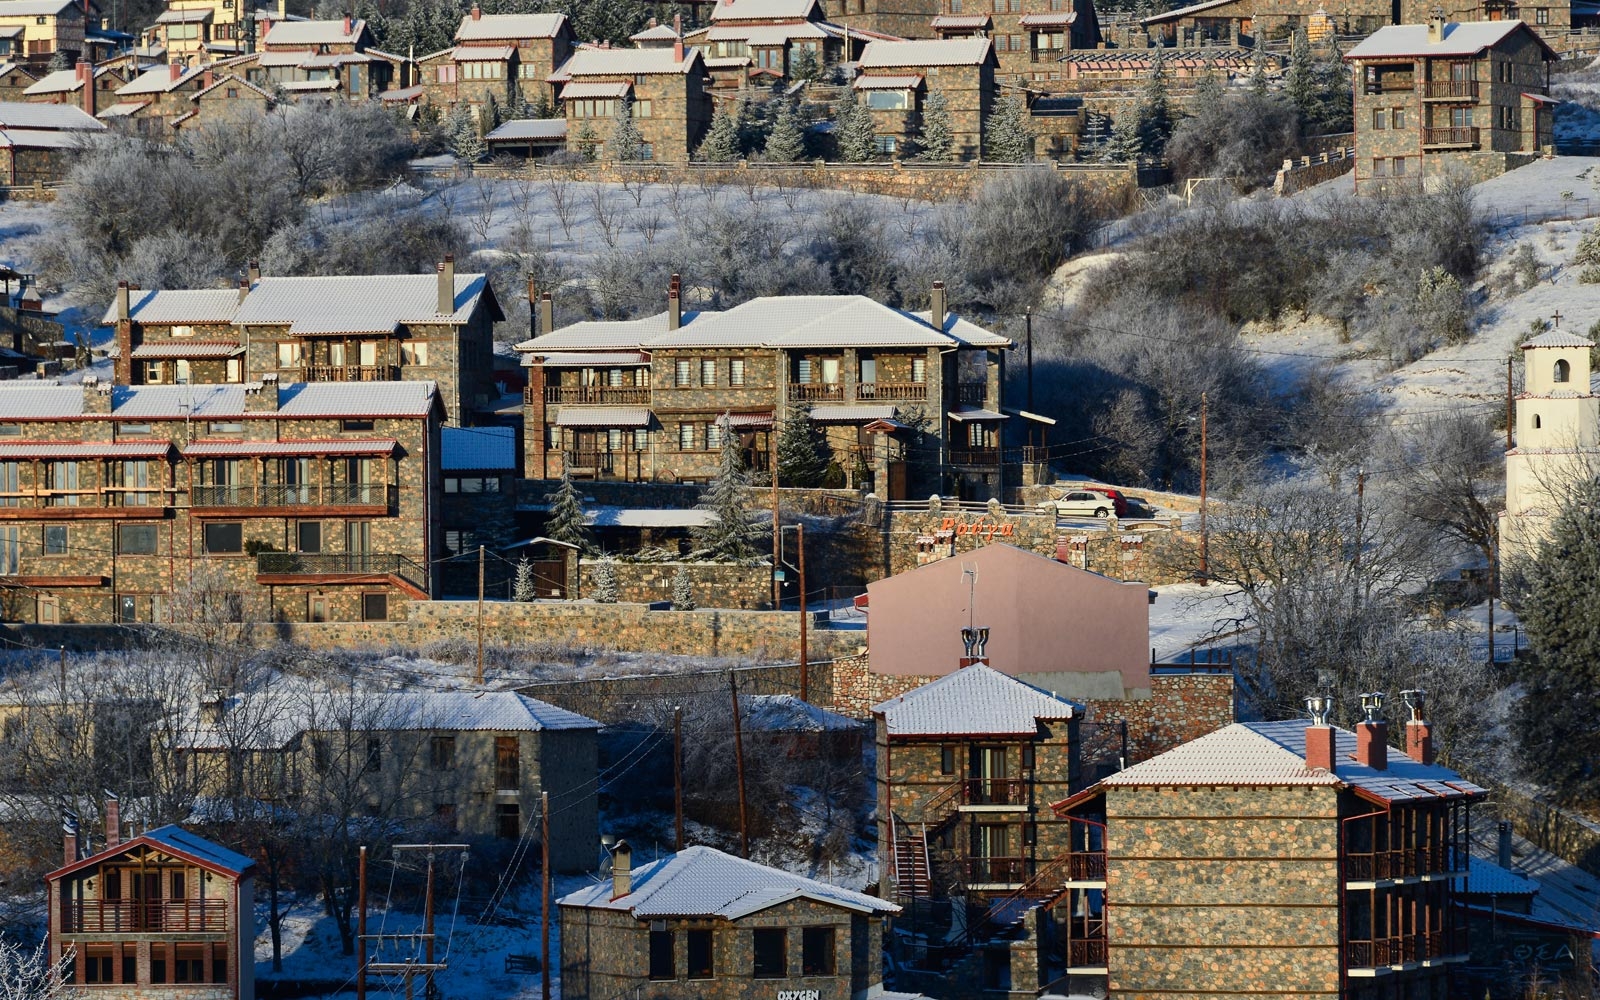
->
[[891, 815, 932, 898]]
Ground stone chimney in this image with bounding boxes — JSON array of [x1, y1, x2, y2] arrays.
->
[[63, 814, 79, 866], [201, 69, 214, 90], [667, 273, 681, 330], [437, 256, 455, 315], [539, 292, 554, 336], [610, 839, 633, 899], [958, 626, 989, 668], [115, 280, 130, 323], [471, 4, 481, 19], [247, 259, 260, 285], [1427, 5, 1446, 44], [75, 61, 94, 117], [1354, 692, 1388, 771], [1498, 820, 1513, 869], [344, 15, 354, 35], [1401, 688, 1434, 766], [238, 278, 250, 304], [245, 373, 280, 412], [113, 282, 133, 384], [674, 31, 684, 62], [104, 793, 120, 849], [1303, 695, 1335, 772], [169, 62, 183, 83], [930, 280, 947, 332], [82, 375, 112, 415]]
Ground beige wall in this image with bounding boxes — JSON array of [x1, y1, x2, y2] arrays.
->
[[1504, 341, 1600, 561]]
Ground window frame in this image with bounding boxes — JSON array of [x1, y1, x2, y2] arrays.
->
[[686, 928, 715, 980], [118, 524, 159, 555], [202, 521, 244, 554], [42, 524, 67, 557], [801, 926, 836, 977], [752, 928, 787, 979]]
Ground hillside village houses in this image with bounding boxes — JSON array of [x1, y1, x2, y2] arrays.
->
[[928, 0, 1101, 82], [228, 16, 406, 101], [856, 36, 997, 156], [142, 0, 301, 67], [0, 60, 38, 100], [681, 0, 890, 82], [0, 99, 103, 186], [0, 0, 90, 67], [416, 7, 574, 118], [549, 39, 712, 161]]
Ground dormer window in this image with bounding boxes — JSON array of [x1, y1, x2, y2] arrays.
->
[[1555, 358, 1570, 383]]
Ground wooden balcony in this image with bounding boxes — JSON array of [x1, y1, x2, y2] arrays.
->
[[190, 484, 395, 511], [1422, 80, 1477, 100], [949, 447, 1000, 467], [961, 778, 1031, 808], [789, 383, 843, 402], [856, 381, 927, 401], [0, 490, 170, 518], [965, 856, 1032, 885], [542, 385, 651, 405], [301, 363, 401, 382], [1067, 938, 1108, 969], [1422, 126, 1478, 148], [563, 450, 647, 481], [1346, 928, 1466, 970], [256, 552, 427, 594], [63, 898, 229, 934], [955, 382, 986, 405]]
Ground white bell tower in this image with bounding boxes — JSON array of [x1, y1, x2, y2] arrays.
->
[[1502, 321, 1600, 561]]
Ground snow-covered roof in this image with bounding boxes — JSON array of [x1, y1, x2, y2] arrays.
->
[[0, 100, 104, 130], [96, 100, 151, 118], [0, 381, 438, 421], [0, 126, 92, 148], [49, 823, 256, 882], [586, 506, 714, 528], [128, 341, 241, 358], [1140, 0, 1239, 25], [931, 14, 991, 29], [1465, 856, 1540, 896], [552, 406, 652, 428], [809, 404, 895, 423], [1521, 327, 1593, 349], [487, 117, 567, 141], [1019, 11, 1076, 27], [101, 288, 240, 325], [709, 0, 822, 22], [231, 272, 498, 332], [0, 0, 80, 17], [118, 65, 206, 96], [706, 21, 828, 42], [262, 18, 366, 47], [1345, 20, 1552, 60], [22, 69, 85, 94], [456, 11, 566, 41], [743, 694, 862, 733], [855, 74, 922, 90], [561, 79, 631, 99], [560, 845, 898, 918], [554, 45, 701, 80], [859, 37, 992, 68], [453, 44, 514, 61], [442, 425, 516, 471], [873, 663, 1079, 737], [630, 22, 681, 41], [155, 8, 211, 23], [193, 74, 274, 101]]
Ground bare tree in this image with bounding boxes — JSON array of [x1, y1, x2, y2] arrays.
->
[[544, 176, 577, 239], [0, 935, 72, 1000]]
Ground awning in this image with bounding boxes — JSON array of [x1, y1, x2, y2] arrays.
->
[[538, 351, 650, 367], [1523, 92, 1560, 105], [96, 101, 150, 118], [560, 80, 631, 99], [453, 45, 515, 61], [809, 404, 895, 424], [554, 407, 653, 428], [721, 412, 774, 430], [279, 80, 342, 92], [931, 14, 991, 28], [947, 408, 1009, 421], [130, 342, 243, 359], [1019, 12, 1077, 26], [0, 441, 172, 459], [854, 74, 923, 90], [1003, 407, 1057, 425], [183, 439, 399, 457]]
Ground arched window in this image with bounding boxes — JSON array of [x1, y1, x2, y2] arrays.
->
[[1534, 414, 1542, 429], [1556, 359, 1571, 383]]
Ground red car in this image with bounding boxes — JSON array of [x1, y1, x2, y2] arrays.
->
[[1084, 486, 1128, 518]]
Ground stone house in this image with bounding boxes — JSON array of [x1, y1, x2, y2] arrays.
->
[[930, 0, 1100, 84], [549, 42, 712, 161], [47, 818, 256, 999], [235, 17, 404, 100], [856, 37, 996, 159], [1050, 695, 1481, 1000], [1141, 0, 1393, 46], [105, 259, 503, 427], [682, 0, 885, 81], [142, 0, 293, 66], [1346, 17, 1555, 193], [872, 645, 1083, 937], [0, 60, 38, 100], [516, 282, 1015, 500], [0, 98, 105, 184], [1499, 325, 1595, 562], [824, 0, 944, 39], [0, 0, 87, 67], [418, 6, 572, 116], [439, 423, 517, 559], [176, 72, 277, 128], [0, 376, 443, 624], [21, 61, 124, 110], [169, 689, 601, 867], [98, 62, 217, 130], [559, 842, 905, 1000]]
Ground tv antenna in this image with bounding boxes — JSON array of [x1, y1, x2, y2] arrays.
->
[[961, 561, 978, 629]]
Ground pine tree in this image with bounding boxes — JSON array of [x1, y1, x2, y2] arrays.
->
[[919, 90, 955, 162], [543, 469, 591, 550], [697, 98, 743, 161], [450, 104, 487, 162], [836, 99, 878, 162], [1192, 72, 1225, 119], [764, 99, 807, 162], [513, 556, 537, 602], [1286, 30, 1317, 126], [574, 120, 600, 160], [1249, 55, 1270, 97], [790, 46, 821, 81], [694, 429, 762, 560], [670, 566, 695, 611], [984, 93, 1034, 162], [775, 404, 828, 487], [1138, 52, 1172, 156], [592, 557, 619, 603], [609, 97, 645, 161], [1099, 106, 1142, 163]]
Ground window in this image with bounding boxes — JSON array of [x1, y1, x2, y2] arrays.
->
[[753, 928, 786, 978], [211, 946, 227, 986], [362, 592, 388, 621], [203, 522, 243, 554], [1390, 108, 1404, 130], [940, 745, 955, 774], [634, 428, 650, 450], [82, 950, 113, 984], [46, 461, 79, 506], [0, 425, 16, 436], [366, 737, 382, 772], [121, 461, 153, 505], [1537, 6, 1549, 23], [401, 340, 429, 366], [1020, 743, 1035, 770], [686, 929, 714, 979], [1556, 359, 1571, 383], [730, 359, 746, 386], [119, 524, 158, 554], [277, 341, 303, 367], [1371, 157, 1388, 177], [1391, 156, 1407, 176], [496, 802, 520, 839], [0, 462, 17, 506], [950, 0, 962, 10], [117, 595, 138, 624], [1371, 108, 1386, 130], [649, 931, 675, 980], [701, 359, 717, 386], [342, 419, 375, 431], [145, 360, 165, 383], [548, 426, 562, 449], [912, 357, 926, 383], [676, 359, 693, 387], [298, 521, 322, 552], [430, 735, 456, 770], [865, 89, 909, 110], [1022, 820, 1037, 845], [1451, 106, 1474, 128], [801, 927, 835, 976], [207, 421, 244, 434], [797, 358, 813, 383], [1534, 413, 1542, 429], [679, 423, 697, 450], [874, 135, 897, 155], [43, 525, 66, 556], [707, 422, 724, 449], [634, 99, 652, 117], [496, 735, 520, 789], [437, 64, 457, 83], [0, 527, 17, 576]]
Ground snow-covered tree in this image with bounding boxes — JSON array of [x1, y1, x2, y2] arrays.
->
[[608, 97, 645, 161], [0, 933, 71, 1000], [573, 120, 600, 161], [836, 99, 878, 162], [764, 99, 807, 162], [592, 557, 620, 603], [1285, 30, 1317, 123], [1138, 53, 1172, 155], [984, 93, 1034, 162], [670, 566, 696, 610], [919, 90, 955, 161], [1249, 56, 1270, 97], [513, 556, 537, 602], [543, 468, 591, 550], [450, 106, 487, 162], [776, 404, 828, 487], [697, 98, 743, 161], [790, 46, 821, 81], [1099, 106, 1142, 163], [694, 429, 762, 560]]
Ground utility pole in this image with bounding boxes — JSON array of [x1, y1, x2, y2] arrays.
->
[[368, 845, 466, 999], [422, 849, 436, 998], [797, 522, 807, 703], [1353, 467, 1366, 577], [1198, 391, 1209, 583], [730, 672, 750, 858], [771, 446, 781, 608], [58, 645, 65, 696], [476, 544, 485, 685], [1025, 310, 1034, 413], [1489, 526, 1498, 667], [1506, 357, 1514, 450], [673, 706, 684, 852], [356, 846, 367, 1000], [541, 791, 551, 1000]]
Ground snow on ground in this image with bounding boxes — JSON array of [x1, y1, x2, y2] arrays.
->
[[1147, 583, 1250, 662]]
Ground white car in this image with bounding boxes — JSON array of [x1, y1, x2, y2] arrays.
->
[[1039, 491, 1114, 518]]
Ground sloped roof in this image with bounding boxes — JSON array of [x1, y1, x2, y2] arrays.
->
[[515, 312, 695, 352], [232, 272, 498, 332], [0, 385, 93, 419], [1346, 20, 1554, 60], [442, 425, 516, 471], [1521, 327, 1593, 349], [100, 288, 243, 325], [128, 341, 241, 358], [23, 69, 84, 94], [487, 117, 567, 141], [0, 62, 37, 80], [1250, 720, 1486, 803], [1019, 11, 1076, 26], [456, 11, 566, 41], [559, 845, 897, 918], [631, 22, 681, 41], [96, 100, 151, 118], [931, 14, 991, 28], [743, 694, 862, 733], [553, 406, 652, 428], [0, 0, 80, 17], [561, 79, 631, 98], [872, 663, 1079, 736], [262, 18, 367, 46], [49, 823, 256, 883], [182, 438, 396, 456], [859, 37, 992, 68], [710, 0, 821, 21], [155, 8, 211, 23], [1465, 856, 1540, 896], [0, 441, 172, 459], [1140, 0, 1240, 24], [118, 65, 206, 95], [0, 101, 105, 130], [193, 74, 274, 101], [0, 127, 91, 148], [810, 404, 895, 423], [452, 44, 514, 60], [555, 45, 702, 79]]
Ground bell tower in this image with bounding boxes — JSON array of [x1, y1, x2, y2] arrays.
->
[[1502, 320, 1600, 560]]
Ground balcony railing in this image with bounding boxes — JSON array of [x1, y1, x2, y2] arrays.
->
[[1067, 938, 1108, 968], [63, 899, 229, 934], [1346, 928, 1466, 969], [963, 778, 1031, 807], [257, 552, 427, 591], [1422, 126, 1479, 147], [856, 381, 927, 401], [302, 363, 401, 382], [949, 447, 1000, 467], [1344, 846, 1462, 882], [1066, 850, 1107, 882], [956, 382, 986, 405], [1422, 79, 1478, 99], [789, 383, 843, 402], [966, 856, 1031, 884], [543, 385, 651, 405], [191, 484, 395, 509], [1031, 48, 1064, 62]]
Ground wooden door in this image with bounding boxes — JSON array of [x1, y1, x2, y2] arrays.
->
[[887, 461, 909, 501], [532, 559, 566, 598]]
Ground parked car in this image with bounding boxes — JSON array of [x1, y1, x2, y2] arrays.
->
[[1084, 486, 1128, 518], [1039, 490, 1114, 518]]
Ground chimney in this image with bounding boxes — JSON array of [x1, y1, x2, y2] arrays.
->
[[1497, 820, 1513, 869], [667, 273, 681, 330], [201, 69, 214, 90], [610, 839, 633, 899], [437, 256, 455, 315], [344, 16, 354, 35], [471, 4, 481, 19], [930, 280, 947, 332], [247, 259, 260, 285], [958, 626, 989, 668], [169, 62, 183, 83], [1401, 688, 1434, 766], [1427, 5, 1446, 44], [82, 375, 113, 415], [76, 61, 94, 117], [674, 35, 684, 62], [1303, 695, 1335, 772], [238, 278, 250, 305], [1355, 692, 1388, 771], [104, 793, 120, 849], [115, 280, 130, 322], [526, 275, 538, 336], [63, 814, 79, 867], [539, 292, 554, 336], [245, 373, 280, 412], [673, 13, 682, 37]]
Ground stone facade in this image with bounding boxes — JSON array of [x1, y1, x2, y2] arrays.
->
[[857, 39, 997, 159], [930, 0, 1102, 84], [824, 0, 942, 39], [575, 559, 773, 608], [557, 47, 713, 162], [1349, 18, 1555, 194], [419, 8, 575, 117], [1142, 0, 1391, 46]]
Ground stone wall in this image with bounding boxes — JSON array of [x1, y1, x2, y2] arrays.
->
[[1055, 527, 1201, 587], [576, 560, 773, 609], [1080, 672, 1235, 765], [1272, 146, 1355, 196], [880, 503, 1060, 577]]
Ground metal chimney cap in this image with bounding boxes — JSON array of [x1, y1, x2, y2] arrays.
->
[[1399, 689, 1427, 722], [1304, 694, 1333, 727], [1359, 692, 1386, 724]]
